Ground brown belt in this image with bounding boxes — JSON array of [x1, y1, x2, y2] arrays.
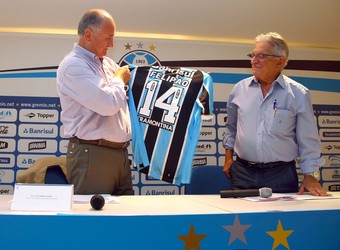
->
[[70, 137, 130, 150]]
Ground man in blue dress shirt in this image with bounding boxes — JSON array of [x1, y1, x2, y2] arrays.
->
[[223, 32, 327, 196]]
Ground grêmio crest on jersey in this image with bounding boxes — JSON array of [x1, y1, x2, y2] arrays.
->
[[127, 65, 214, 185]]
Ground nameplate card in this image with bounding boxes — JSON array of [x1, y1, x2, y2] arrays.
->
[[11, 184, 74, 212]]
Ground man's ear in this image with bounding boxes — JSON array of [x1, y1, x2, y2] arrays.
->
[[277, 57, 286, 67], [84, 28, 93, 41]]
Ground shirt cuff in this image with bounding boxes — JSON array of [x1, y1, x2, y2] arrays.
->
[[298, 157, 325, 174]]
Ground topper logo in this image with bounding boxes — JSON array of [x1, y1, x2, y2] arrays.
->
[[24, 113, 35, 118], [37, 113, 55, 119]]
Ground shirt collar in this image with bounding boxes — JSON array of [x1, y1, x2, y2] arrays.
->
[[73, 44, 102, 65], [250, 74, 286, 90]]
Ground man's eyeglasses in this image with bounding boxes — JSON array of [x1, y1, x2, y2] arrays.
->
[[247, 53, 282, 60]]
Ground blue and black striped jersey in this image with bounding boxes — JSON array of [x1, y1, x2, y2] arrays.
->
[[128, 65, 213, 185]]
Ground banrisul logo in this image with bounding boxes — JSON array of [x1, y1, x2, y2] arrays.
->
[[119, 50, 161, 67]]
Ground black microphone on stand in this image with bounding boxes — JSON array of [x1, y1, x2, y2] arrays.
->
[[220, 187, 272, 198]]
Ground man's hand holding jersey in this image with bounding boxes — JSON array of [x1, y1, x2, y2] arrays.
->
[[114, 65, 131, 84]]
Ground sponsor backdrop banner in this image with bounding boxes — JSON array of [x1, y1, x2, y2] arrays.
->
[[1, 33, 339, 194]]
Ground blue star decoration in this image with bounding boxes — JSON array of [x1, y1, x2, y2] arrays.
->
[[177, 225, 207, 250], [266, 219, 294, 250], [223, 215, 252, 246]]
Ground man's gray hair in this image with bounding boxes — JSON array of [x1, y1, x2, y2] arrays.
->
[[78, 9, 109, 36], [256, 32, 289, 66]]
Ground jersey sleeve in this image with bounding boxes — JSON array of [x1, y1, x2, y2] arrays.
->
[[127, 64, 150, 168], [199, 72, 214, 115]]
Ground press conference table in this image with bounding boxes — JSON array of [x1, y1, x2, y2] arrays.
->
[[1, 193, 340, 250]]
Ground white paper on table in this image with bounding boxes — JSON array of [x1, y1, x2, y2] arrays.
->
[[242, 193, 336, 202], [11, 184, 73, 211], [73, 194, 119, 204]]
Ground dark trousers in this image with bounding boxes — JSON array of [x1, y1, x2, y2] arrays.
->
[[66, 141, 133, 195], [231, 159, 299, 193]]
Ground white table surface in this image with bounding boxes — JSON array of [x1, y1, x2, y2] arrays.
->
[[189, 192, 340, 213], [1, 192, 339, 216]]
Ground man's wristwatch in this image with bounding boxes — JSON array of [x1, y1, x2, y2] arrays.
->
[[305, 171, 320, 180]]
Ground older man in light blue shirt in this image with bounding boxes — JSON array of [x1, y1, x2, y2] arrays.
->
[[58, 44, 131, 142], [57, 9, 133, 195], [223, 32, 327, 196]]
